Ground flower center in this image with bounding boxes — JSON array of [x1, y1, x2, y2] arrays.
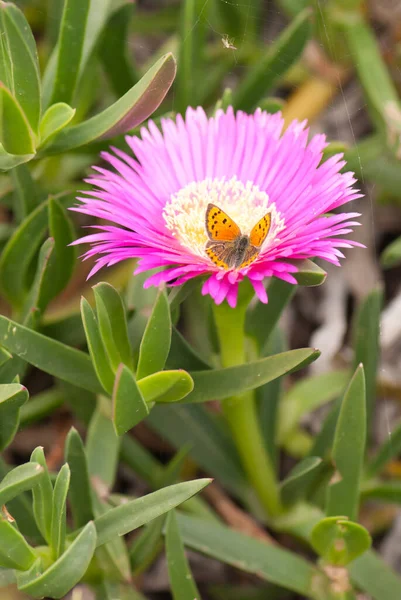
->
[[163, 176, 285, 265]]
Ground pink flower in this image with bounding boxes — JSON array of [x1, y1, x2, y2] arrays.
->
[[72, 107, 362, 307]]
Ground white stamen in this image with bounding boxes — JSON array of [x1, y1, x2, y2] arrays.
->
[[163, 176, 285, 264]]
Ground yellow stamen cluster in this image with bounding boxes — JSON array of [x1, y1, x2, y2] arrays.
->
[[163, 176, 284, 260]]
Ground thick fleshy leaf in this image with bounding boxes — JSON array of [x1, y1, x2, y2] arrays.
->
[[138, 370, 194, 404], [137, 289, 171, 379], [47, 0, 90, 105], [93, 494, 131, 583], [65, 428, 94, 529], [278, 370, 349, 444], [95, 479, 211, 547], [0, 84, 35, 155], [352, 287, 382, 432], [311, 517, 371, 566], [0, 459, 41, 543], [280, 457, 323, 506], [39, 103, 76, 148], [81, 297, 115, 394], [0, 2, 41, 131], [0, 520, 36, 571], [113, 364, 149, 435], [292, 259, 327, 287], [0, 462, 43, 506], [176, 514, 327, 595], [50, 464, 70, 559], [94, 282, 133, 371], [0, 316, 102, 394], [0, 348, 11, 369], [184, 348, 319, 403], [0, 383, 28, 451], [0, 200, 48, 308], [17, 522, 97, 599], [381, 235, 401, 268], [86, 399, 120, 490], [30, 447, 53, 545], [0, 147, 34, 171], [41, 53, 176, 155], [326, 366, 366, 521], [40, 197, 76, 305], [233, 9, 311, 111], [21, 238, 55, 327], [166, 510, 201, 600], [11, 164, 39, 223], [350, 550, 401, 600]]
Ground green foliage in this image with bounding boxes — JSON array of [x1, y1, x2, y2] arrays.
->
[[0, 520, 36, 570], [233, 9, 312, 111], [311, 517, 371, 566], [0, 463, 44, 506], [176, 513, 329, 596], [112, 363, 149, 435], [0, 1, 399, 598], [64, 431, 93, 529], [30, 446, 53, 543], [137, 288, 171, 379], [94, 480, 212, 546], [0, 383, 28, 450], [166, 510, 201, 600], [352, 288, 382, 432], [326, 366, 366, 522], [17, 523, 97, 599]]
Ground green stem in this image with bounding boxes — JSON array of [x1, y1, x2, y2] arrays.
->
[[213, 297, 282, 518]]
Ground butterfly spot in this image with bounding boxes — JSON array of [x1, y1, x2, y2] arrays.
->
[[223, 218, 227, 224], [211, 225, 215, 230]]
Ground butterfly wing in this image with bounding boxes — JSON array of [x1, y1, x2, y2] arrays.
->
[[206, 242, 237, 269], [238, 246, 260, 269], [206, 203, 241, 242], [249, 212, 271, 248]]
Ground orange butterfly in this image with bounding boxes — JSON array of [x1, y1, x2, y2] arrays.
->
[[205, 203, 271, 270]]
